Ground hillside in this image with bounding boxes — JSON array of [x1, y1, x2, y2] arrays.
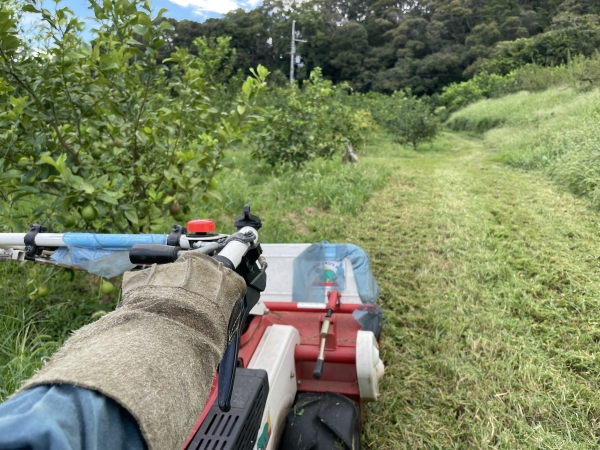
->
[[448, 86, 600, 209], [162, 0, 600, 94]]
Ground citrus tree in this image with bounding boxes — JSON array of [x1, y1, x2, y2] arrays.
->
[[253, 69, 374, 167], [0, 0, 267, 233], [364, 90, 440, 149]]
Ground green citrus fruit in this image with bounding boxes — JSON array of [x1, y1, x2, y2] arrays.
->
[[18, 157, 30, 168], [91, 148, 103, 159], [38, 286, 49, 297], [81, 205, 98, 222], [101, 280, 115, 295], [63, 216, 76, 228], [169, 203, 182, 216], [114, 139, 124, 148]]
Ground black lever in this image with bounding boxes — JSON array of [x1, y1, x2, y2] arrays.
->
[[234, 204, 262, 231], [217, 258, 266, 411]]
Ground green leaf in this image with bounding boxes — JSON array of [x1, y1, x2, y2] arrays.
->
[[257, 65, 269, 80], [97, 192, 119, 205], [124, 210, 138, 225], [81, 181, 95, 194], [133, 24, 148, 36], [22, 5, 41, 13], [39, 155, 57, 167], [162, 195, 175, 205]]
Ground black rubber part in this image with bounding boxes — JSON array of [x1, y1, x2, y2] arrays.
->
[[279, 392, 361, 450], [129, 244, 180, 265], [213, 254, 235, 270], [312, 359, 324, 379], [186, 368, 269, 450]]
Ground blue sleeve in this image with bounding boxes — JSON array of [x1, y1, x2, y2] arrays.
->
[[345, 244, 380, 304], [0, 384, 146, 450]]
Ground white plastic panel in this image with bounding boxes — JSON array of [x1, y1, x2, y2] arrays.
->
[[248, 325, 300, 450], [356, 330, 385, 402], [257, 244, 361, 305]]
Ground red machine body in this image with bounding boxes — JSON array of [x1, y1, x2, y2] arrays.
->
[[183, 292, 366, 449]]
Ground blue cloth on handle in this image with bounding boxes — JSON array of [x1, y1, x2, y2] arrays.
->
[[0, 385, 146, 450], [50, 233, 168, 279], [292, 242, 380, 304]]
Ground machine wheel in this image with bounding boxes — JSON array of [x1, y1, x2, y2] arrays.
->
[[278, 392, 361, 450]]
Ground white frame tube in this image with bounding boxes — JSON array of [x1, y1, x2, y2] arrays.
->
[[0, 233, 67, 248]]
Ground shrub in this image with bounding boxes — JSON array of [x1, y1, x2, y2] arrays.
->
[[442, 53, 600, 113], [395, 96, 440, 149], [374, 92, 440, 149], [253, 69, 375, 167], [442, 73, 516, 113], [0, 0, 267, 233]]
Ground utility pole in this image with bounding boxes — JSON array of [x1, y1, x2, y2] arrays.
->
[[289, 20, 306, 86], [290, 20, 296, 86]]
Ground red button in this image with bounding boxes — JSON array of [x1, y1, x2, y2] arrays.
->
[[187, 219, 215, 233]]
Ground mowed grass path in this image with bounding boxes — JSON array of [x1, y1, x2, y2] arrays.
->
[[346, 134, 600, 449]]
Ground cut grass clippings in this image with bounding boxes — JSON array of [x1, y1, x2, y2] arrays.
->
[[343, 134, 600, 449]]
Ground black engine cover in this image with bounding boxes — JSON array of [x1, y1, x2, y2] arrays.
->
[[186, 368, 269, 450]]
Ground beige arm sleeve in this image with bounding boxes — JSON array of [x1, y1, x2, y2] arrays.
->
[[17, 253, 247, 450]]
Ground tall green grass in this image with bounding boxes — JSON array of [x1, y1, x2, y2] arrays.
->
[[441, 54, 600, 114], [0, 263, 116, 400], [202, 134, 413, 242], [447, 87, 600, 209]]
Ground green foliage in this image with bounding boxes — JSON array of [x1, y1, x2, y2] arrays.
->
[[394, 97, 440, 150], [0, 0, 267, 233], [441, 73, 516, 113], [0, 261, 116, 401], [160, 0, 600, 96], [481, 14, 600, 75], [370, 92, 440, 149], [202, 139, 396, 242], [442, 53, 600, 113], [253, 69, 375, 167]]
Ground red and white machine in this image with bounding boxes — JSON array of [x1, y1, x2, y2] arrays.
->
[[0, 206, 385, 450], [182, 228, 385, 450]]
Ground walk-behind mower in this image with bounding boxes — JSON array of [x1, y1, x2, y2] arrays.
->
[[0, 205, 385, 450]]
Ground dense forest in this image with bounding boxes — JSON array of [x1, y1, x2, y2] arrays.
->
[[161, 0, 600, 95]]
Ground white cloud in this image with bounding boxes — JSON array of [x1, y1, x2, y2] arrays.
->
[[168, 0, 244, 15]]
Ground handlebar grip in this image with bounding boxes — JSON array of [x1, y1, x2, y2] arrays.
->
[[313, 359, 324, 379], [129, 244, 180, 265]]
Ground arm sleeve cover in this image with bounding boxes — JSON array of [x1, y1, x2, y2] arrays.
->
[[0, 384, 146, 450]]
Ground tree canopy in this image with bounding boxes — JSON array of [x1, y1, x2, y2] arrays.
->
[[162, 0, 600, 95]]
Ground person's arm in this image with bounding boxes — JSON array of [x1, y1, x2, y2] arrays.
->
[[0, 385, 146, 450], [0, 253, 246, 450]]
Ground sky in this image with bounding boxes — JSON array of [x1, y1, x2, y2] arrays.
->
[[49, 0, 262, 24]]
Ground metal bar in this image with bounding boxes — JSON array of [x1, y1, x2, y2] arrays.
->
[[295, 346, 355, 364], [0, 233, 168, 249], [0, 233, 66, 247]]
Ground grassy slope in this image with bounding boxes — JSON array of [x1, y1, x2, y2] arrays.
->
[[351, 134, 600, 449], [447, 87, 600, 209]]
